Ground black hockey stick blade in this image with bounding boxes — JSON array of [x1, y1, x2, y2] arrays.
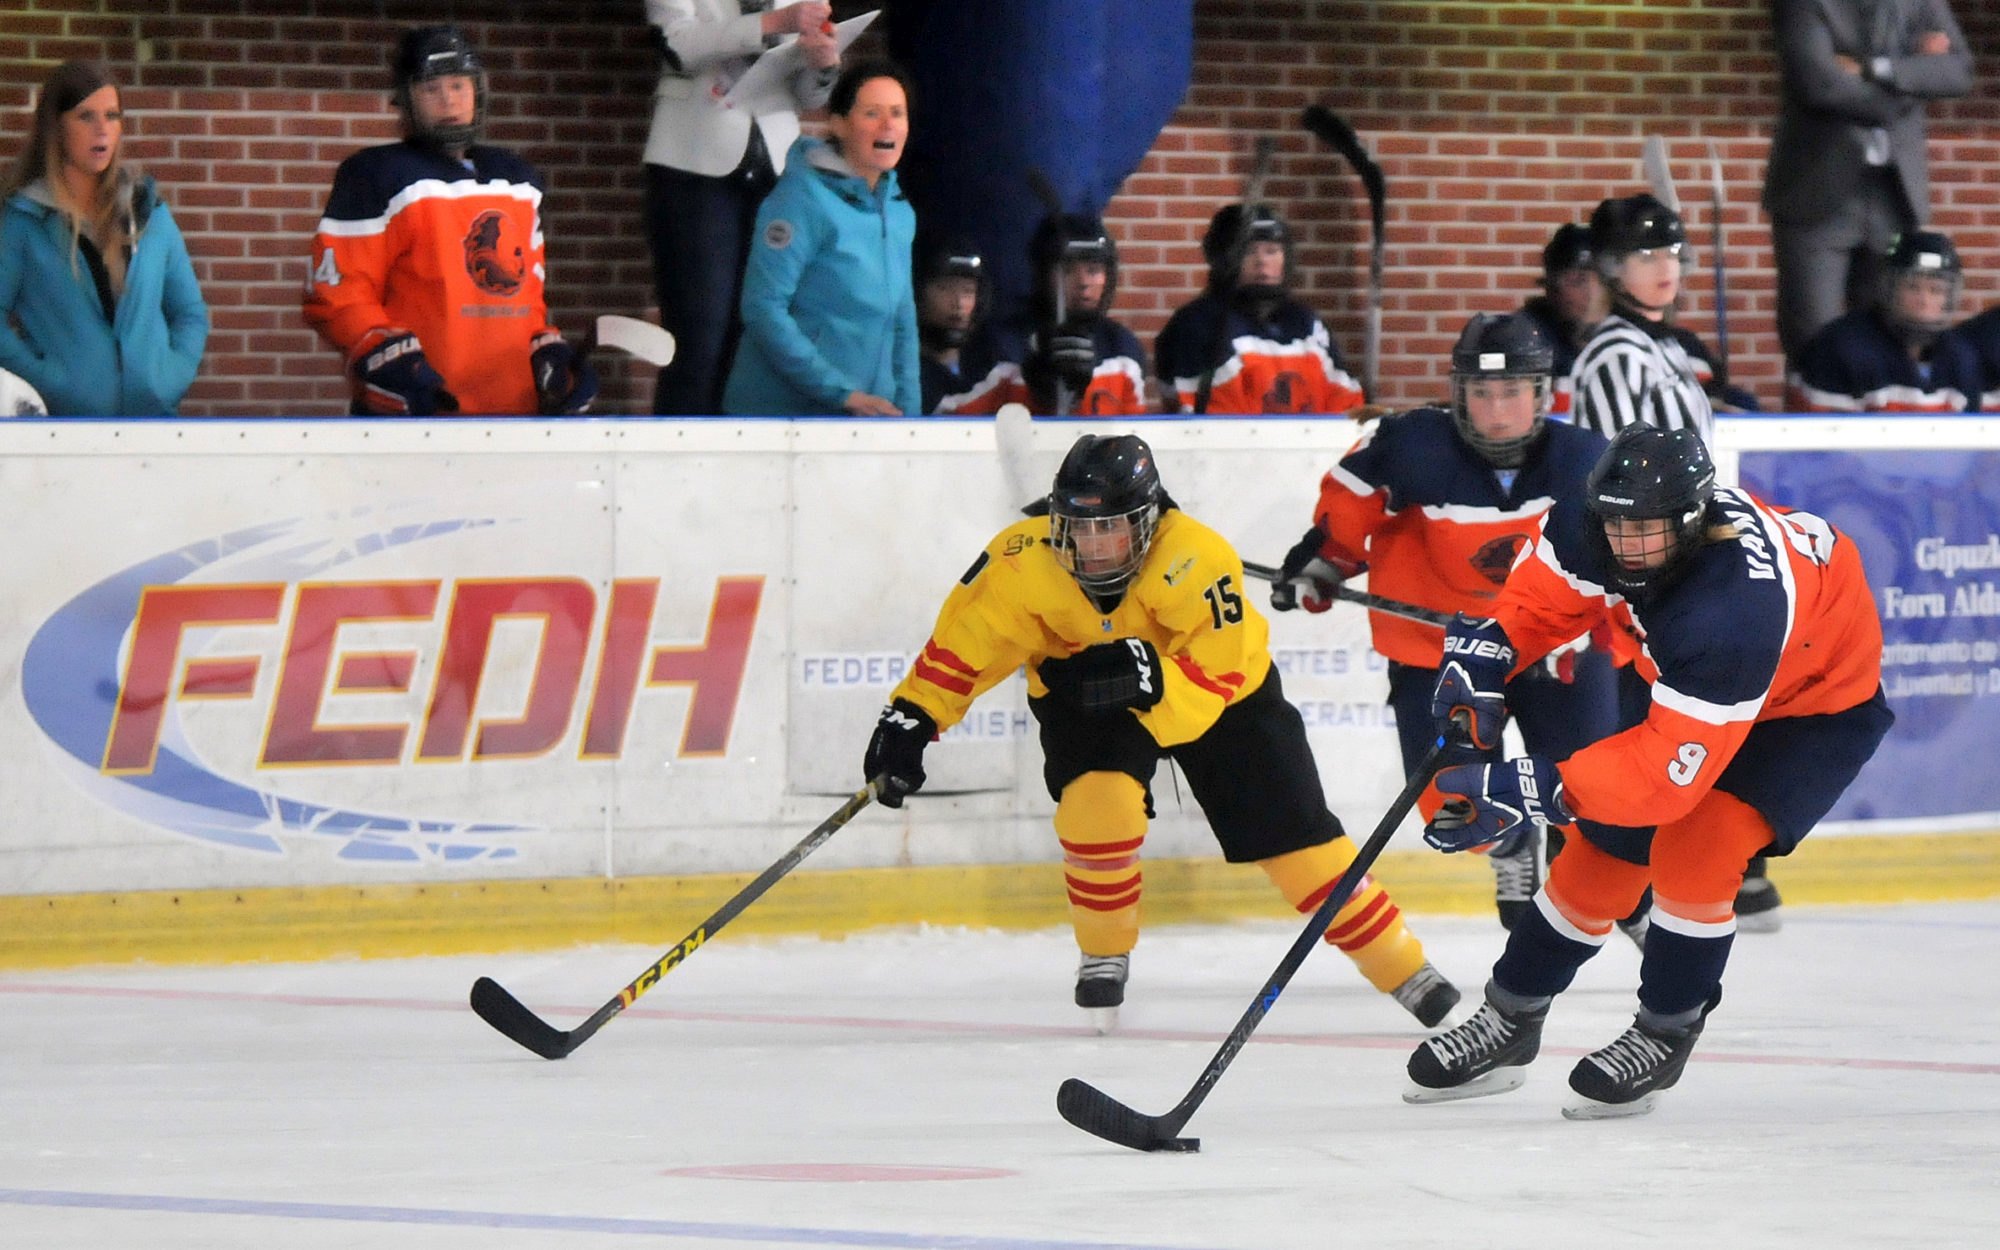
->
[[1057, 736, 1455, 1152], [1057, 1078, 1200, 1153], [469, 975, 589, 1060], [1300, 105, 1385, 237]]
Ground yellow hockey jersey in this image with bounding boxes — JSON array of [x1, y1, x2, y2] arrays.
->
[[889, 509, 1271, 748]]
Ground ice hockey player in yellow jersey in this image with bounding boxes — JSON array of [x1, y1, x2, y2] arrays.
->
[[862, 432, 1459, 1030]]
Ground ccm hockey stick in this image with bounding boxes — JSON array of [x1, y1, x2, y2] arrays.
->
[[1240, 559, 1451, 627], [1300, 106, 1385, 400], [470, 782, 879, 1059], [1057, 732, 1457, 1152]]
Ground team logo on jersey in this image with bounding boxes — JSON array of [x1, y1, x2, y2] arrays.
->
[[1261, 371, 1307, 413], [1470, 534, 1529, 586], [463, 209, 525, 296]]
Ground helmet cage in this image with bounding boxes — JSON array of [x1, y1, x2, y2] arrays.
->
[[1582, 427, 1715, 595], [395, 26, 486, 151], [1050, 504, 1159, 595], [1880, 232, 1962, 346], [1048, 434, 1163, 600], [1449, 313, 1555, 468], [1452, 373, 1553, 468]]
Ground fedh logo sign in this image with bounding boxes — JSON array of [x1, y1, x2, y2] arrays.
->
[[20, 512, 760, 862]]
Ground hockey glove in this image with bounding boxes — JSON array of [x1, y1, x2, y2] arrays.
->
[[1037, 638, 1166, 714], [531, 331, 600, 415], [863, 698, 937, 808], [1045, 330, 1098, 390], [353, 329, 459, 416], [1269, 524, 1355, 613], [1432, 614, 1515, 752], [1424, 756, 1571, 853]]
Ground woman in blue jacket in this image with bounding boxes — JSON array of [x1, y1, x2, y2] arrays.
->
[[724, 59, 919, 417], [0, 61, 208, 417]]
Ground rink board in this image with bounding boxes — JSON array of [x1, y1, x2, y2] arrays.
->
[[2, 416, 1996, 967]]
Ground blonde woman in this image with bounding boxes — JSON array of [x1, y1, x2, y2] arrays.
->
[[0, 61, 207, 416]]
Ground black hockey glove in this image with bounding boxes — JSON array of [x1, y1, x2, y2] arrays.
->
[[1037, 638, 1166, 714], [1425, 756, 1570, 853], [1432, 614, 1515, 752], [863, 698, 937, 808], [353, 330, 459, 416], [1269, 524, 1352, 613], [1045, 331, 1097, 390], [530, 331, 600, 415]]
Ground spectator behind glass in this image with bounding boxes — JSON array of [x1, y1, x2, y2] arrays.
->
[[0, 60, 207, 416], [304, 25, 596, 417], [723, 59, 918, 417], [1763, 0, 1971, 362], [642, 0, 840, 415], [1788, 229, 1980, 413]]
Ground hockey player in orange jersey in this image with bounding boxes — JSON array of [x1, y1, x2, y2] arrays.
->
[[862, 433, 1458, 1031], [303, 26, 596, 417], [1405, 425, 1893, 1118], [1269, 312, 1618, 931]]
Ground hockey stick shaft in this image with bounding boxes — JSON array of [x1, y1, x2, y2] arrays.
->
[[469, 783, 879, 1059], [1301, 106, 1385, 400], [1057, 734, 1455, 1152], [1706, 140, 1730, 379], [1240, 559, 1451, 627], [1025, 168, 1072, 417]]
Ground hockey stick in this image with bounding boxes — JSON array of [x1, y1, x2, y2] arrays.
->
[[994, 401, 1041, 515], [1300, 106, 1385, 401], [469, 782, 879, 1059], [586, 314, 677, 367], [1025, 169, 1072, 417], [1057, 732, 1456, 1152], [1705, 139, 1730, 381], [1192, 135, 1276, 414], [1240, 559, 1451, 628]]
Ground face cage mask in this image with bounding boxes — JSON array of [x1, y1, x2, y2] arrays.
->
[[1051, 504, 1158, 596], [1587, 504, 1704, 596], [1883, 271, 1960, 349], [1452, 373, 1551, 468], [402, 72, 485, 152]]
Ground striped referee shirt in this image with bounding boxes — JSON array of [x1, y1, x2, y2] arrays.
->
[[1568, 311, 1715, 445]]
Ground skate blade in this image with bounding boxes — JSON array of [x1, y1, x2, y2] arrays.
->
[[1085, 1006, 1120, 1035], [1561, 1091, 1658, 1120], [1402, 1067, 1527, 1105]]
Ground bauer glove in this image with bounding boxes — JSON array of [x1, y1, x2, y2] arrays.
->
[[1424, 756, 1571, 853]]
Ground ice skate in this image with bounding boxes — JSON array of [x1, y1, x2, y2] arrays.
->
[[1735, 857, 1782, 934], [1075, 953, 1129, 1034], [1391, 961, 1461, 1028], [1563, 993, 1718, 1120], [1487, 826, 1542, 931], [1404, 990, 1547, 1104]]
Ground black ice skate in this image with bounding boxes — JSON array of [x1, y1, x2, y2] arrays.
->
[[1075, 953, 1129, 1034], [1391, 960, 1461, 1028], [1564, 992, 1720, 1120], [1735, 857, 1783, 933], [1404, 991, 1547, 1104], [1488, 827, 1542, 931]]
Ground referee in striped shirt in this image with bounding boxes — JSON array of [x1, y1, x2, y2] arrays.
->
[[1569, 194, 1715, 446]]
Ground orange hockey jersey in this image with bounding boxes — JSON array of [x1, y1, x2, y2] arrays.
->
[[304, 140, 557, 415]]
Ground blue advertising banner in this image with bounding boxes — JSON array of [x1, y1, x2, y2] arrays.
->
[[1739, 449, 2000, 826]]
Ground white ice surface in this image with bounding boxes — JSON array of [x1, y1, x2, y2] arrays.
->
[[4, 901, 1998, 1250]]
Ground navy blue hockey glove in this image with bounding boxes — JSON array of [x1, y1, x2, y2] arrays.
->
[[1424, 756, 1571, 853], [353, 330, 459, 416], [1037, 639, 1166, 714], [864, 698, 937, 808], [1045, 330, 1097, 390], [531, 331, 599, 415], [1432, 615, 1515, 752], [1269, 525, 1354, 614]]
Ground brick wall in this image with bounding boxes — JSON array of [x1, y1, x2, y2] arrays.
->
[[2, 0, 1994, 415]]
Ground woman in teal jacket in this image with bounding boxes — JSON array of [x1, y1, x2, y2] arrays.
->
[[0, 61, 208, 417], [724, 60, 919, 417]]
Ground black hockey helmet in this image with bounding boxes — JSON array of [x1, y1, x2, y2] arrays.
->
[[1542, 223, 1594, 284], [1031, 213, 1119, 321], [1589, 193, 1685, 314], [914, 230, 989, 349], [1880, 229, 1962, 346], [393, 25, 485, 151], [1048, 434, 1164, 602], [1203, 203, 1294, 295], [1583, 424, 1715, 595], [1450, 312, 1556, 467]]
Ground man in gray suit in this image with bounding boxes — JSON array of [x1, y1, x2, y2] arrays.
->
[[1763, 0, 1971, 363]]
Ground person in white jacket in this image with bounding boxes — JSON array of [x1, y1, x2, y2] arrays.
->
[[642, 0, 840, 414]]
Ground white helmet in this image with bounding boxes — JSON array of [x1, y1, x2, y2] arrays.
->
[[0, 367, 49, 417]]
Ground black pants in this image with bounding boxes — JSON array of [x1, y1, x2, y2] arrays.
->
[[642, 148, 775, 415]]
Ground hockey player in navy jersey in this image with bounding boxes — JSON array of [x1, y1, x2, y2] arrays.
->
[[1154, 204, 1364, 416], [1271, 313, 1618, 930], [1405, 425, 1892, 1117], [913, 232, 989, 415], [1789, 230, 1981, 413], [1569, 194, 1714, 444], [938, 214, 1148, 417], [1954, 301, 2000, 412]]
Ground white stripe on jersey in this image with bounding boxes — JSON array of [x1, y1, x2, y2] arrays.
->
[[1569, 315, 1714, 445], [314, 177, 545, 239]]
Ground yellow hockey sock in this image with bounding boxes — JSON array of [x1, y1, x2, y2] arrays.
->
[[1054, 771, 1149, 957], [1257, 840, 1427, 993]]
